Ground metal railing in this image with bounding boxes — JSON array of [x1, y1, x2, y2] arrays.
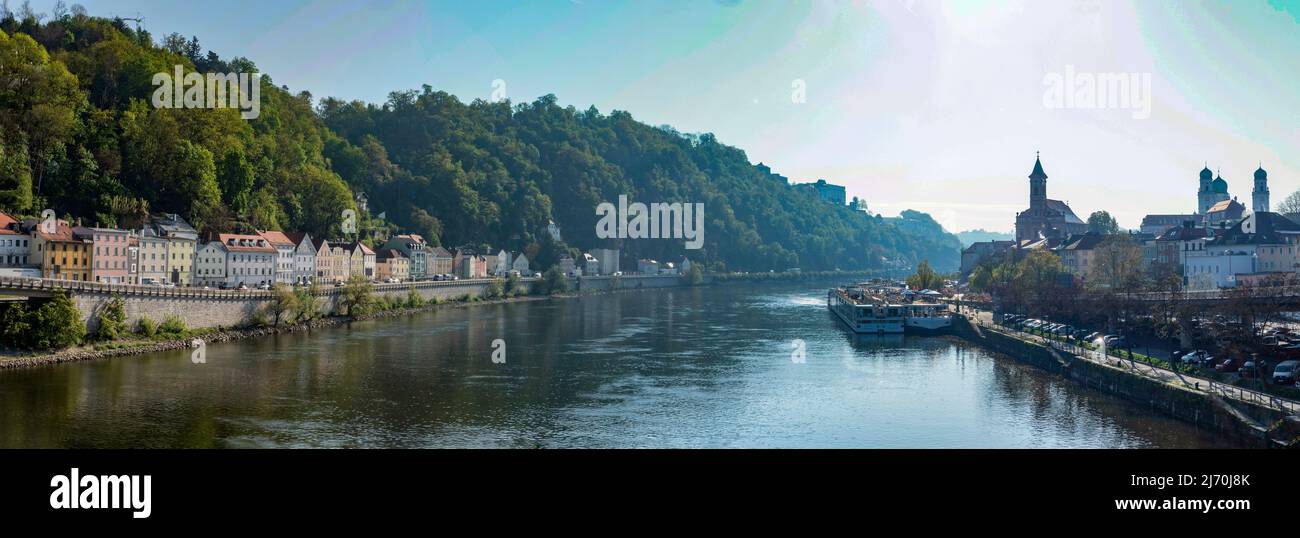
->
[[0, 273, 682, 300], [0, 274, 543, 300], [976, 315, 1300, 415]]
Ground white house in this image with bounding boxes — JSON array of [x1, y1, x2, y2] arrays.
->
[[511, 252, 530, 274], [135, 229, 171, 285], [1185, 250, 1256, 290], [287, 232, 315, 285], [580, 252, 600, 275], [225, 234, 277, 287], [493, 249, 512, 275], [193, 241, 229, 287], [194, 234, 276, 287], [0, 212, 32, 268], [1183, 212, 1300, 290], [588, 248, 619, 275], [258, 230, 298, 285]]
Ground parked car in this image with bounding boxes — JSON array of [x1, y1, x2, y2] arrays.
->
[[1179, 350, 1208, 365], [1272, 360, 1300, 385], [1241, 361, 1259, 378], [334, 281, 345, 288], [1214, 358, 1241, 373]]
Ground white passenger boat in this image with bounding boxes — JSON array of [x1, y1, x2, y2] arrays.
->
[[827, 284, 953, 334]]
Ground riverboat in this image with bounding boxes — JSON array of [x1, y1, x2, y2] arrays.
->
[[827, 284, 952, 334]]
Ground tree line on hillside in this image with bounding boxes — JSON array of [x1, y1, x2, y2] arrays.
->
[[0, 5, 961, 273]]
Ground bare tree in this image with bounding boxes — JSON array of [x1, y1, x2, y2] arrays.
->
[[1149, 270, 1194, 356], [1276, 188, 1300, 216], [1089, 235, 1147, 333]]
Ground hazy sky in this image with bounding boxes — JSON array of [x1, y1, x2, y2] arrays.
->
[[44, 0, 1300, 234]]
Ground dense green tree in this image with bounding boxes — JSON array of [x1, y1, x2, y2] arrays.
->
[[217, 148, 254, 216], [906, 260, 943, 290], [0, 303, 32, 348], [339, 275, 373, 316], [31, 290, 86, 349], [485, 278, 505, 299], [294, 283, 321, 322], [93, 294, 127, 341], [0, 10, 962, 274], [540, 266, 570, 295], [267, 285, 298, 327], [1087, 211, 1120, 235], [0, 133, 33, 212]]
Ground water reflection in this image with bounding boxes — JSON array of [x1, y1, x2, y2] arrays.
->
[[0, 282, 1240, 448]]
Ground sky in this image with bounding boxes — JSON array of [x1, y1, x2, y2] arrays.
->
[[35, 0, 1300, 234]]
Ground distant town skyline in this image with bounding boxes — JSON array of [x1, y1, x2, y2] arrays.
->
[[49, 0, 1300, 234]]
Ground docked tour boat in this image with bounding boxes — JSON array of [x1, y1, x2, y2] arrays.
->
[[827, 284, 953, 334]]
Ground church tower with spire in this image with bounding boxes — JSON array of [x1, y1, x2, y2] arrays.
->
[[1014, 153, 1086, 243], [1252, 165, 1269, 212], [1029, 152, 1047, 209]]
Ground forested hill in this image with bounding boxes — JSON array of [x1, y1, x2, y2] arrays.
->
[[0, 9, 961, 273]]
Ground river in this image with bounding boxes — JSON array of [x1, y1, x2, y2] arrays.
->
[[0, 281, 1239, 448]]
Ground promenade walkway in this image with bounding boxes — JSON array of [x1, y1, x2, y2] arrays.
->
[[965, 309, 1300, 416]]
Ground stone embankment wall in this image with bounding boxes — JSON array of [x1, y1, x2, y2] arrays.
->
[[50, 275, 689, 331], [952, 316, 1290, 447]]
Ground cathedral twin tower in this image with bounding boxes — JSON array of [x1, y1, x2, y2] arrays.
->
[[1196, 164, 1270, 214]]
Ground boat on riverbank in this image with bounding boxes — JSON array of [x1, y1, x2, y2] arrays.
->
[[827, 284, 952, 334]]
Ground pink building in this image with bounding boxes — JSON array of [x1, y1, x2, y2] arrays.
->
[[75, 226, 132, 283]]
